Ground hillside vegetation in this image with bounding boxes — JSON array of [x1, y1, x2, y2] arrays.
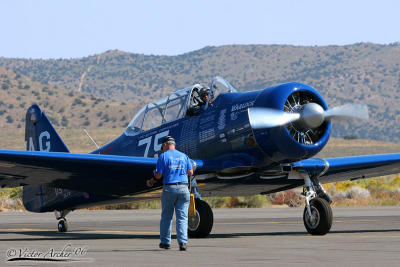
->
[[1, 43, 399, 141], [0, 67, 137, 131]]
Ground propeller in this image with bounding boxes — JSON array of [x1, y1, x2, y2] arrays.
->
[[248, 102, 369, 130], [247, 108, 300, 129]]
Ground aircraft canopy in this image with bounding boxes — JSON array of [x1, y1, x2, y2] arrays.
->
[[125, 76, 237, 136]]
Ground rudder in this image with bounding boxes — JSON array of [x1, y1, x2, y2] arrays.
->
[[25, 104, 69, 152]]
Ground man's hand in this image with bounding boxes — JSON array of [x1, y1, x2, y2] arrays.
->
[[146, 178, 155, 187], [154, 171, 162, 179]]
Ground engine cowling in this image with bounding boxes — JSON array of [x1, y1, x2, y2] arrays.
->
[[251, 82, 331, 164]]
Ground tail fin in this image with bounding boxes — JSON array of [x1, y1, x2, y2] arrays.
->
[[25, 104, 69, 152], [23, 105, 72, 212]]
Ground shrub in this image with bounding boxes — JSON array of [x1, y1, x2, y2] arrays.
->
[[334, 186, 371, 200], [6, 115, 13, 123], [72, 98, 84, 106], [61, 116, 68, 127], [268, 189, 304, 207]]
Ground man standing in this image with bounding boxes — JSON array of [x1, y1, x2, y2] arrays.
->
[[146, 136, 193, 251]]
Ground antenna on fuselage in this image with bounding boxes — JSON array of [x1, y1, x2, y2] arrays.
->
[[83, 128, 99, 149]]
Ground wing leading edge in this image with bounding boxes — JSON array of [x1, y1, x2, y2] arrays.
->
[[292, 153, 400, 183]]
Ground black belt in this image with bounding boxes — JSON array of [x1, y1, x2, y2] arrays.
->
[[164, 182, 188, 186]]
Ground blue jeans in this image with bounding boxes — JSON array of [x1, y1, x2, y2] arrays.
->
[[160, 185, 190, 245]]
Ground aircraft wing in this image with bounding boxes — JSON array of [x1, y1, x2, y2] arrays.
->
[[0, 149, 220, 196], [0, 150, 162, 196], [1, 149, 399, 196], [291, 153, 400, 183]]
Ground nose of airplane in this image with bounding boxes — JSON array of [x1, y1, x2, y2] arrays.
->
[[297, 103, 325, 129]]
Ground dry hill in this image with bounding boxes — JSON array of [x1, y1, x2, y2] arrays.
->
[[0, 67, 137, 132], [0, 43, 399, 141]]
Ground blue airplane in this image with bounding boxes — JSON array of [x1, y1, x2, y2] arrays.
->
[[0, 76, 399, 236]]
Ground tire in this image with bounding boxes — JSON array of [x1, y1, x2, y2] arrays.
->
[[303, 197, 332, 235], [188, 199, 213, 238], [58, 219, 68, 233]]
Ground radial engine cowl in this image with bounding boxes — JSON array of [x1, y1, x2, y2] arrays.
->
[[251, 82, 331, 163]]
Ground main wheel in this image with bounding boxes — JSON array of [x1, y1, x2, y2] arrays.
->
[[188, 199, 213, 238], [58, 219, 68, 233], [303, 197, 332, 235]]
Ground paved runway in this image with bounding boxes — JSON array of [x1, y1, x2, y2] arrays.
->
[[1, 207, 400, 266]]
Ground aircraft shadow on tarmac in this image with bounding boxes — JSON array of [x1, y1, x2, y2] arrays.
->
[[1, 228, 400, 241], [209, 229, 400, 238], [0, 230, 161, 242]]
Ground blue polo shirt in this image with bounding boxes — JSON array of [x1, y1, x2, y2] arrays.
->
[[156, 149, 193, 184]]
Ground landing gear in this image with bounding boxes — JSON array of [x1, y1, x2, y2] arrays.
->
[[303, 198, 332, 235], [188, 199, 213, 238], [302, 175, 333, 235], [58, 218, 68, 232], [55, 210, 71, 233]]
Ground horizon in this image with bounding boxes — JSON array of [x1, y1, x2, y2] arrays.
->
[[1, 41, 399, 60], [1, 0, 399, 59]]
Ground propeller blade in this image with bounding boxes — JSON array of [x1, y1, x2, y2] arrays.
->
[[324, 103, 369, 121], [248, 107, 300, 129]]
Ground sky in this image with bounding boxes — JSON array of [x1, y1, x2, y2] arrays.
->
[[0, 0, 399, 59]]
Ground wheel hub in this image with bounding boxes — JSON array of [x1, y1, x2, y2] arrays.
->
[[305, 206, 320, 229], [188, 210, 200, 231]]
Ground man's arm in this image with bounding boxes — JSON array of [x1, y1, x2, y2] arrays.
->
[[146, 157, 163, 187], [186, 155, 194, 176], [154, 156, 163, 179]]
